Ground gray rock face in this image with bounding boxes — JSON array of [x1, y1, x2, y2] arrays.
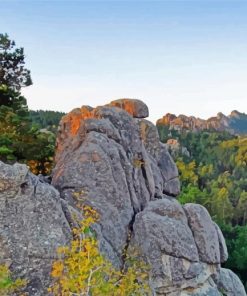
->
[[214, 222, 228, 263], [52, 99, 181, 270], [137, 119, 180, 197], [132, 198, 223, 295], [0, 162, 71, 295], [0, 99, 245, 296], [183, 204, 221, 264], [215, 268, 246, 296], [133, 199, 199, 263]]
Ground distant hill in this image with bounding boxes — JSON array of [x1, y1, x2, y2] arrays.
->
[[156, 110, 247, 135], [29, 110, 65, 130]]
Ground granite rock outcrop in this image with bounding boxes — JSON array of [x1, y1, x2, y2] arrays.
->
[[0, 99, 245, 295]]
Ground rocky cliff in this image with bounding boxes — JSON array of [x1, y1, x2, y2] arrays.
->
[[0, 99, 246, 295], [157, 110, 247, 135]]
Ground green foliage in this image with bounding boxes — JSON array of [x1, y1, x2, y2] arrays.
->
[[0, 264, 26, 295], [220, 224, 247, 289], [178, 184, 208, 206], [159, 129, 247, 226], [0, 84, 29, 114], [156, 125, 171, 142], [176, 159, 198, 185], [0, 102, 55, 174], [0, 33, 55, 175], [0, 33, 32, 92], [29, 110, 65, 131]]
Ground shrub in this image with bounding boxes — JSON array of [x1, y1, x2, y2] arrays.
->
[[0, 264, 26, 296], [49, 206, 151, 296]]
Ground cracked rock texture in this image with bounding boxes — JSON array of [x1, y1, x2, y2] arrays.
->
[[0, 99, 246, 295], [0, 162, 71, 295]]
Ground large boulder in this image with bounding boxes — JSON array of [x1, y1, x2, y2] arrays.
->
[[132, 198, 227, 295], [183, 204, 221, 264], [109, 98, 149, 118], [216, 268, 246, 296], [0, 162, 71, 295]]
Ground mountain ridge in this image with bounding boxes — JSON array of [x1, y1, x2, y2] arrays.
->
[[157, 110, 247, 135]]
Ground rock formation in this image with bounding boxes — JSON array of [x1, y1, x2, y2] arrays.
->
[[0, 162, 71, 295], [157, 110, 247, 135], [0, 99, 246, 295]]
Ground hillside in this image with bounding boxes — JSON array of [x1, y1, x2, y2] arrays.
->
[[29, 110, 65, 131], [157, 110, 247, 136]]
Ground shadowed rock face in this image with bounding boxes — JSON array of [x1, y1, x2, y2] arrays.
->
[[0, 99, 245, 296], [0, 162, 71, 295]]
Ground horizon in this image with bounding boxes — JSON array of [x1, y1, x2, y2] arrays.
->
[[1, 1, 247, 121], [28, 101, 247, 124]]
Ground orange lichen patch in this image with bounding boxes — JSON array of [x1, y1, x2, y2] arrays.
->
[[109, 98, 149, 118], [70, 114, 83, 135], [110, 99, 137, 117], [80, 106, 94, 118], [167, 139, 179, 145], [156, 113, 177, 126], [61, 106, 95, 136]]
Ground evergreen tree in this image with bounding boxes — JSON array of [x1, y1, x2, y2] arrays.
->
[[0, 33, 32, 93]]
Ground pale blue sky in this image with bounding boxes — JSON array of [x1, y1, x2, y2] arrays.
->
[[1, 0, 247, 121]]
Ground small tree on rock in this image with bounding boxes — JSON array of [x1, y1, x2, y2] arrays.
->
[[49, 206, 151, 296]]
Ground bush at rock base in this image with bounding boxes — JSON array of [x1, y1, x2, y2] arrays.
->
[[49, 206, 151, 296], [0, 264, 26, 296]]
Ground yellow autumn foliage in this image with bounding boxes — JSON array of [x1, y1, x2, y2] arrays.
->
[[49, 206, 151, 296]]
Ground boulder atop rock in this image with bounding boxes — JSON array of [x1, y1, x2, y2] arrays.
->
[[109, 98, 149, 118]]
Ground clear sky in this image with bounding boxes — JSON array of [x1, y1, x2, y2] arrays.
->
[[1, 0, 247, 121]]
